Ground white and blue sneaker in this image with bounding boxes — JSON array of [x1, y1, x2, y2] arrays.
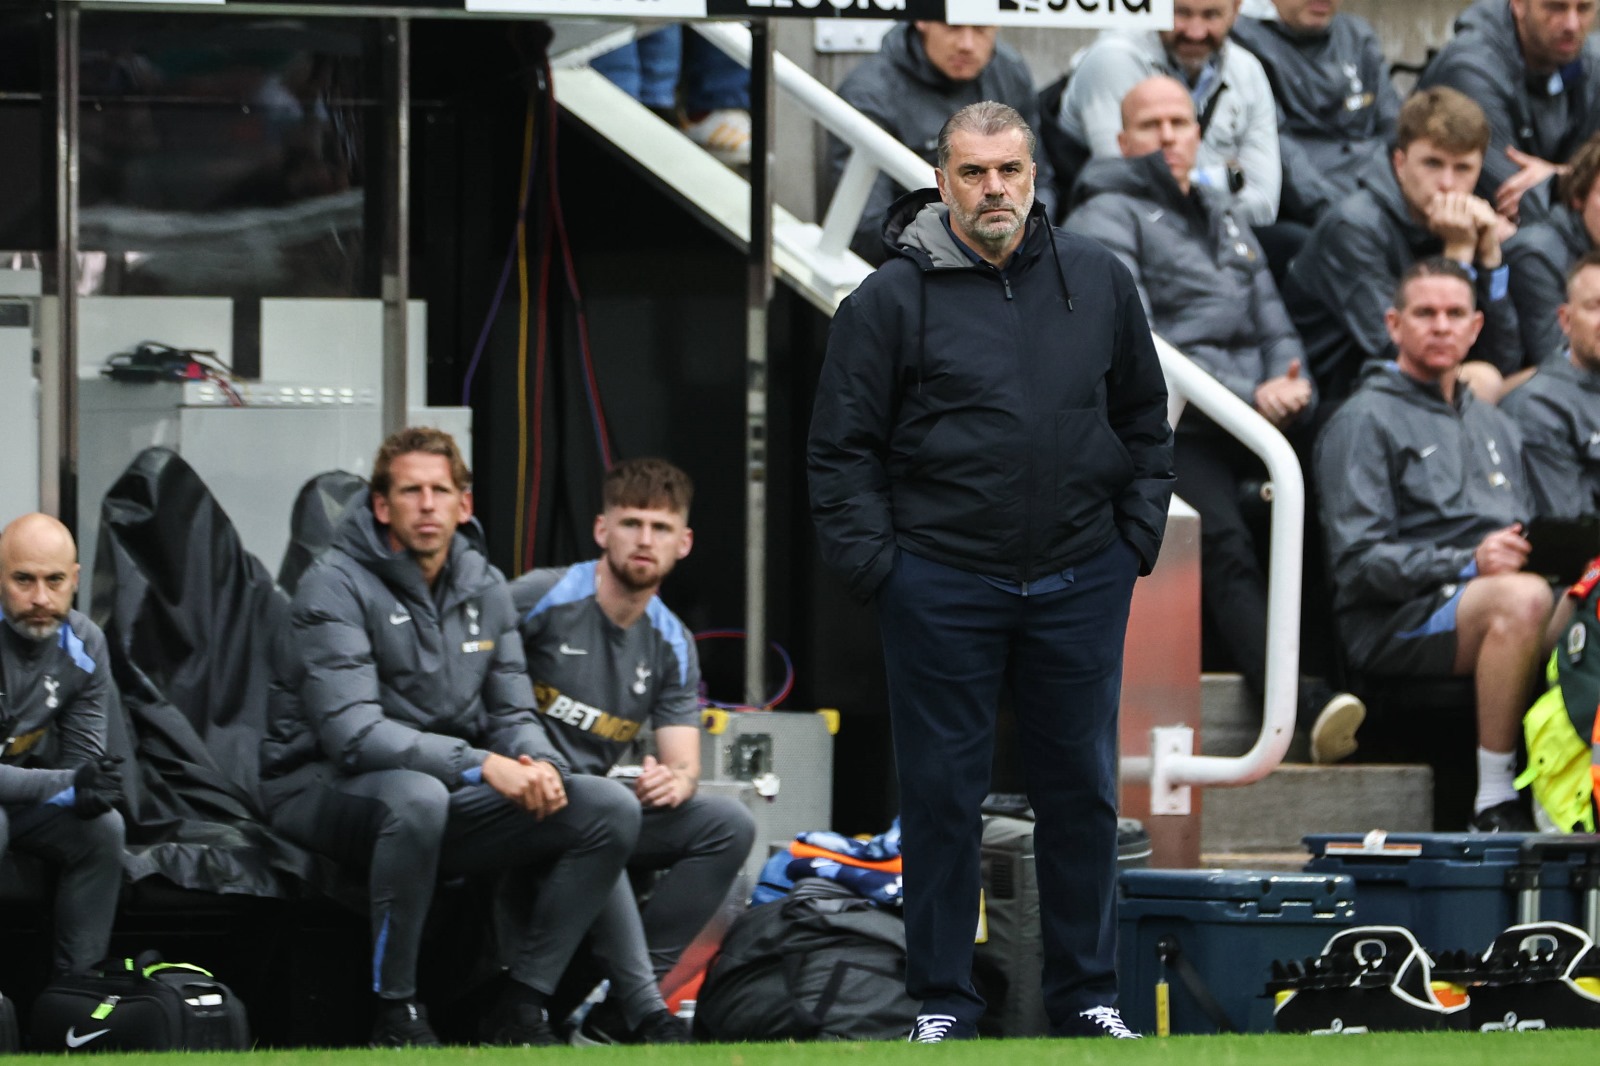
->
[[908, 1013, 975, 1042], [1063, 1005, 1141, 1038]]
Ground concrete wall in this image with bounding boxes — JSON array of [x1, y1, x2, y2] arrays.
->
[[774, 1, 1476, 222]]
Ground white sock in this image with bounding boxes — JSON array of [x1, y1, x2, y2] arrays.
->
[[1474, 747, 1519, 814]]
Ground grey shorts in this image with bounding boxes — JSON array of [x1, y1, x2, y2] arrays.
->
[[1342, 583, 1466, 677]]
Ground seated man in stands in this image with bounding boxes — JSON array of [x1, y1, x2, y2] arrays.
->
[[1502, 249, 1600, 517], [1505, 134, 1600, 364], [0, 513, 124, 976], [1065, 76, 1363, 762], [829, 21, 1054, 264], [260, 426, 640, 1048], [1231, 0, 1399, 224], [1056, 0, 1281, 233], [1317, 259, 1549, 833], [1284, 87, 1523, 406], [1419, 0, 1600, 224], [510, 457, 752, 1045]]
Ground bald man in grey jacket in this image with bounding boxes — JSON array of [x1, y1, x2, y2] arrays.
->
[[0, 512, 125, 976]]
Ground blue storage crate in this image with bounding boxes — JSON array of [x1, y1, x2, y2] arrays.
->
[[1117, 869, 1355, 1035], [1303, 832, 1581, 954]]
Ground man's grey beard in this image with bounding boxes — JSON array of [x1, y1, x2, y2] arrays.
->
[[958, 190, 1035, 251], [3, 612, 62, 642]]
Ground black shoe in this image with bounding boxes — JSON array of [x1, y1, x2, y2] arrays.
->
[[480, 1000, 559, 1047], [1469, 799, 1537, 833], [371, 999, 441, 1048], [633, 1008, 691, 1044], [1054, 1005, 1141, 1038], [573, 1002, 690, 1046]]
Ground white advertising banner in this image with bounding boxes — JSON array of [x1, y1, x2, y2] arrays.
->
[[465, 0, 707, 15], [82, 0, 1168, 25], [945, 0, 1173, 29]]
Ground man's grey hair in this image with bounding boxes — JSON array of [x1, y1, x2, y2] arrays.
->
[[936, 101, 1037, 171]]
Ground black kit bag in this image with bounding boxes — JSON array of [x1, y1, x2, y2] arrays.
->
[[0, 989, 18, 1052], [695, 877, 918, 1041], [30, 951, 249, 1052]]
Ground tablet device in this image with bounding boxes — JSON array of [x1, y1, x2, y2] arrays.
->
[[1525, 515, 1600, 584]]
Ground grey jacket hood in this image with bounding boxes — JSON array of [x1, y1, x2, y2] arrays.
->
[[260, 491, 563, 788], [1453, 0, 1521, 62], [335, 490, 496, 608], [1362, 161, 1431, 248], [1069, 152, 1210, 215], [890, 199, 973, 269], [882, 21, 979, 92], [881, 186, 1057, 273]]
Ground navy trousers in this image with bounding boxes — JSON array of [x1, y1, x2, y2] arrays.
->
[[875, 538, 1138, 1031]]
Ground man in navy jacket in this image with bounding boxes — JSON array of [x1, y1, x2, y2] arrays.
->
[[808, 101, 1173, 1042]]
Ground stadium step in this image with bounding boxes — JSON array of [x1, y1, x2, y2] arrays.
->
[[1198, 673, 1434, 858], [1201, 671, 1304, 759], [1201, 764, 1434, 856]]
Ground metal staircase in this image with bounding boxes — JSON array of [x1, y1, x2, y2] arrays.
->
[[548, 20, 935, 314]]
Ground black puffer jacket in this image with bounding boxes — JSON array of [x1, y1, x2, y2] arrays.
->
[[807, 190, 1174, 600]]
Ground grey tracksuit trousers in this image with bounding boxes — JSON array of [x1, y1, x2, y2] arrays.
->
[[586, 790, 755, 1026], [1, 804, 124, 974], [271, 770, 638, 1000]]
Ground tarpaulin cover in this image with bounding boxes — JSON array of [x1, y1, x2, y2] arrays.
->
[[91, 447, 320, 898]]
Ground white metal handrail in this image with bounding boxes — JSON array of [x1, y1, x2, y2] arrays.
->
[[1133, 337, 1303, 812], [690, 21, 935, 258]]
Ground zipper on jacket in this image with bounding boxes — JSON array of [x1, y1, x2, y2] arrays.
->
[[1001, 272, 1013, 301]]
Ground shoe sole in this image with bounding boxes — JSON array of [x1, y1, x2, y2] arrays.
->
[[569, 1027, 616, 1048], [1311, 694, 1366, 764]]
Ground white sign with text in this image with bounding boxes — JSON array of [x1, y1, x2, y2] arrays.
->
[[465, 0, 707, 15], [946, 0, 1172, 29]]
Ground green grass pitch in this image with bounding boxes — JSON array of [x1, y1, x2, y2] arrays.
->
[[46, 1032, 1600, 1065]]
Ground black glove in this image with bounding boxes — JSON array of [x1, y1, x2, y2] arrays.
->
[[72, 756, 124, 819]]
